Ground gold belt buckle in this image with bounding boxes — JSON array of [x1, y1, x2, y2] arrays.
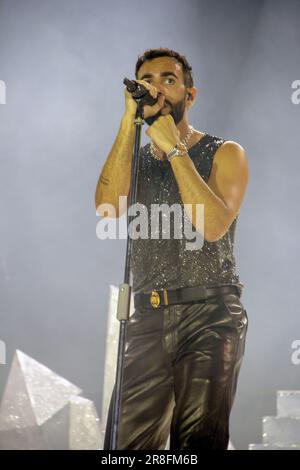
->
[[150, 288, 169, 308], [150, 290, 160, 308]]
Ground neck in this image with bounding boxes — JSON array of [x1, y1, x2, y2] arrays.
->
[[176, 118, 191, 141]]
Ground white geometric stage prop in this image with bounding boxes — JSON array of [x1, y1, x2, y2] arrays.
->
[[68, 396, 102, 450], [0, 350, 102, 449], [249, 391, 300, 450], [100, 284, 135, 447]]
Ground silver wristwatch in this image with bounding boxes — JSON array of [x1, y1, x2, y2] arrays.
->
[[166, 142, 187, 162]]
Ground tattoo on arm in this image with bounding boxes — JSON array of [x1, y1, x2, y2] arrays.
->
[[100, 175, 110, 186]]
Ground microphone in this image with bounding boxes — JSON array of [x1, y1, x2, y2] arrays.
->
[[123, 77, 158, 106]]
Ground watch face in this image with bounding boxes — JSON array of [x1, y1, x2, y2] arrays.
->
[[167, 143, 186, 161], [167, 149, 181, 161], [167, 148, 178, 159]]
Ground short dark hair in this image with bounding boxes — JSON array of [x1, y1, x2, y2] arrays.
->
[[135, 47, 194, 88]]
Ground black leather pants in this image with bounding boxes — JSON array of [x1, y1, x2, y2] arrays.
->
[[103, 292, 248, 450]]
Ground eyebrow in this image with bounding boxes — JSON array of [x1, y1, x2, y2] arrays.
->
[[139, 71, 179, 81]]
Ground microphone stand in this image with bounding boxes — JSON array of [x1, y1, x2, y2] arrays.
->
[[104, 78, 156, 450]]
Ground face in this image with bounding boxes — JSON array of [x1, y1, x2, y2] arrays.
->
[[136, 56, 191, 125]]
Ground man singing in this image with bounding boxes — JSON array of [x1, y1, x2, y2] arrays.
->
[[95, 47, 249, 450]]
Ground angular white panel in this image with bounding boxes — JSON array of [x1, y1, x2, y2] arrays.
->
[[0, 350, 81, 431], [249, 443, 300, 450], [101, 284, 134, 429], [69, 396, 102, 450], [0, 350, 102, 449], [263, 416, 300, 446], [277, 391, 300, 418]]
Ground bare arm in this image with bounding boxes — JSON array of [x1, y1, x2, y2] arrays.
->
[[169, 140, 249, 242], [94, 111, 136, 218], [95, 82, 166, 218]]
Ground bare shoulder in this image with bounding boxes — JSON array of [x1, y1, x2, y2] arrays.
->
[[214, 139, 248, 165], [206, 138, 249, 225], [208, 138, 249, 194], [212, 139, 249, 177]]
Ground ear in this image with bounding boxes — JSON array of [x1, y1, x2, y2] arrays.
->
[[186, 87, 197, 107]]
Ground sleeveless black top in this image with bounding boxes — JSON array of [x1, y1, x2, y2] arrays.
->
[[130, 133, 243, 294]]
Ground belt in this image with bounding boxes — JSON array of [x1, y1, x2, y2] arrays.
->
[[134, 284, 243, 310]]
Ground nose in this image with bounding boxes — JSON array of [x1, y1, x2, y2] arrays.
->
[[152, 82, 164, 94]]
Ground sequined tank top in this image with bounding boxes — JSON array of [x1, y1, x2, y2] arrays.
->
[[130, 132, 243, 294]]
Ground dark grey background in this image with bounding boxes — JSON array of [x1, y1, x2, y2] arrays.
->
[[0, 0, 299, 449]]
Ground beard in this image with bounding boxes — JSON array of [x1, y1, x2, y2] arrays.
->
[[144, 93, 187, 126]]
